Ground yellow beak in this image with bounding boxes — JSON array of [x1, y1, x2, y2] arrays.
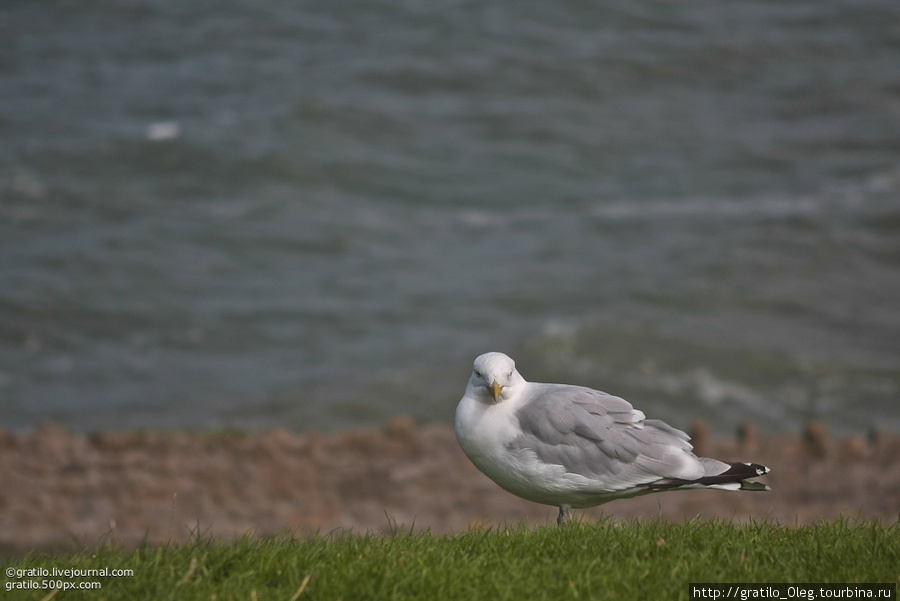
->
[[490, 380, 503, 402]]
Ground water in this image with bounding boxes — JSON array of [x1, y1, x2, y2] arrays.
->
[[2, 0, 899, 435]]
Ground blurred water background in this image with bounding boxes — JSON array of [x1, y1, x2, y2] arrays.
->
[[2, 0, 899, 435]]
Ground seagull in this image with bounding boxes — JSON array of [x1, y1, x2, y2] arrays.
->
[[455, 352, 770, 525]]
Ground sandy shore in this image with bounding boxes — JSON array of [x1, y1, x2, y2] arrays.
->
[[1, 418, 898, 555]]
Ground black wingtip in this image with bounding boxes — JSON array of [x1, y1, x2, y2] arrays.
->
[[648, 460, 771, 490], [732, 461, 770, 478], [694, 461, 770, 486]]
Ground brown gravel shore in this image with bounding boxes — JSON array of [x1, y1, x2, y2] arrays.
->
[[1, 418, 898, 555]]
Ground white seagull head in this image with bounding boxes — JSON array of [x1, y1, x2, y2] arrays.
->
[[466, 352, 526, 404]]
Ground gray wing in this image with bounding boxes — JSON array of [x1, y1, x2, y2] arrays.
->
[[512, 383, 700, 490]]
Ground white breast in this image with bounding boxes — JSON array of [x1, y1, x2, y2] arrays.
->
[[455, 394, 520, 465], [455, 390, 579, 504]]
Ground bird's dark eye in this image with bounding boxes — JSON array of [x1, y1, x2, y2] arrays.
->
[[475, 371, 482, 378]]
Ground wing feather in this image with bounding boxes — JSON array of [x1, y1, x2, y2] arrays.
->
[[512, 383, 702, 490]]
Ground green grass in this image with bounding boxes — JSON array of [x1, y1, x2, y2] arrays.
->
[[4, 518, 898, 601]]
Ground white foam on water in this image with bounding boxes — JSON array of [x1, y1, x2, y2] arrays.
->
[[146, 121, 181, 141]]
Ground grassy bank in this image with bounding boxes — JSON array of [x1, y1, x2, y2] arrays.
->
[[4, 518, 898, 601]]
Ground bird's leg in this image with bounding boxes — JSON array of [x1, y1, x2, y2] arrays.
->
[[557, 504, 573, 526]]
